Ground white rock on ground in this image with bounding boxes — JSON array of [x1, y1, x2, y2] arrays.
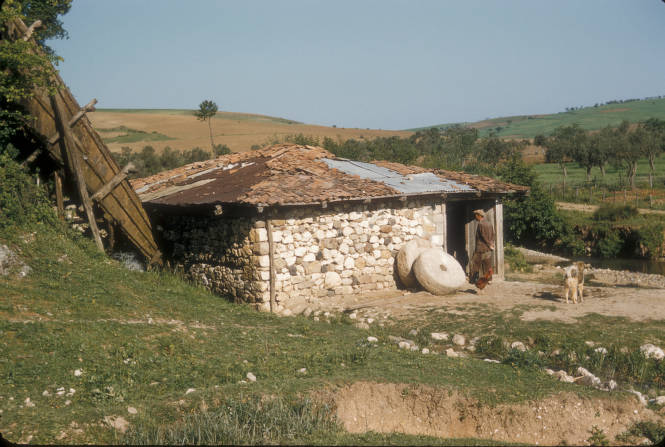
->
[[74, 369, 82, 376], [355, 322, 370, 330], [452, 334, 465, 346], [127, 406, 137, 414], [408, 329, 418, 336], [594, 347, 608, 354], [554, 370, 575, 383], [398, 341, 411, 350], [185, 388, 196, 395], [298, 368, 307, 374], [485, 359, 500, 364], [431, 332, 449, 341], [42, 390, 50, 396], [104, 416, 129, 433], [367, 336, 378, 343], [246, 372, 257, 382], [421, 348, 430, 354], [576, 367, 602, 387], [629, 389, 648, 406], [24, 397, 35, 408], [640, 344, 665, 360], [446, 348, 459, 358], [511, 341, 526, 352], [653, 396, 665, 405]]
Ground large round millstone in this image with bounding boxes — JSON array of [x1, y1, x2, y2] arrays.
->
[[413, 248, 466, 295], [396, 238, 432, 288]]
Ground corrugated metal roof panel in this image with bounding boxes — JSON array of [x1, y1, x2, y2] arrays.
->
[[321, 158, 476, 194]]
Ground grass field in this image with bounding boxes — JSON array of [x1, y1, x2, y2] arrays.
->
[[2, 221, 665, 444], [90, 109, 411, 154], [416, 97, 665, 138], [531, 157, 665, 209]]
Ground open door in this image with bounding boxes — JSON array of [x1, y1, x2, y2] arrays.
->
[[445, 202, 469, 272]]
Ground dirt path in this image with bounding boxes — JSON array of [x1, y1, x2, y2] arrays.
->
[[297, 279, 665, 323], [556, 201, 665, 215]]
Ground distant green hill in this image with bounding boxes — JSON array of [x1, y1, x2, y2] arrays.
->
[[412, 97, 665, 138]]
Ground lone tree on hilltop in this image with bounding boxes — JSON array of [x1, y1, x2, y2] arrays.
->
[[195, 100, 218, 152]]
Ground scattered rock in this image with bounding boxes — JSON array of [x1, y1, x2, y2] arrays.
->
[[629, 389, 648, 406], [553, 370, 575, 383], [74, 369, 82, 377], [484, 358, 500, 363], [431, 332, 449, 341], [408, 329, 418, 337], [585, 341, 596, 347], [185, 388, 196, 395], [56, 387, 65, 396], [246, 372, 257, 382], [366, 318, 375, 324], [42, 390, 50, 396], [398, 341, 411, 350], [653, 396, 665, 405], [545, 368, 555, 375], [127, 406, 137, 415], [64, 400, 71, 406], [511, 341, 526, 352], [104, 415, 129, 433], [349, 312, 357, 320], [421, 348, 430, 354], [0, 244, 31, 278], [576, 367, 601, 387], [640, 344, 665, 360], [605, 380, 618, 391], [452, 334, 465, 346], [355, 322, 370, 330], [594, 347, 608, 355], [297, 368, 307, 374], [445, 348, 459, 358], [24, 397, 35, 408], [367, 336, 378, 343]]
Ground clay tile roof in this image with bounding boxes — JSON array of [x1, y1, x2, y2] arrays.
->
[[131, 144, 527, 207]]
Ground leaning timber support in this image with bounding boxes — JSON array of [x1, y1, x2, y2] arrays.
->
[[48, 99, 97, 145], [51, 94, 104, 251], [91, 162, 135, 202], [54, 170, 64, 219]]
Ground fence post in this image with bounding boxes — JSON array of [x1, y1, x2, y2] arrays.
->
[[623, 189, 627, 204]]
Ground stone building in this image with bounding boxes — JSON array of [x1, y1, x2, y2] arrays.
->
[[132, 144, 527, 312]]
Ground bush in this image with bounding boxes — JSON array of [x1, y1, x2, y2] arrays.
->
[[594, 227, 624, 258], [0, 154, 58, 231], [593, 204, 638, 222], [504, 243, 531, 272], [213, 144, 231, 156], [637, 222, 665, 259]]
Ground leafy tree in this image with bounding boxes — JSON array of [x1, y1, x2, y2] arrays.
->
[[0, 0, 70, 153], [611, 120, 641, 189], [195, 99, 218, 152], [213, 144, 231, 156], [641, 118, 665, 188], [543, 124, 586, 191]]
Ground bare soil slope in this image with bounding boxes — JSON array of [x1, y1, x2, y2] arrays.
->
[[89, 110, 412, 153]]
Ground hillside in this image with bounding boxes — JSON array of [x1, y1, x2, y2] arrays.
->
[[89, 109, 412, 154], [415, 97, 665, 138]]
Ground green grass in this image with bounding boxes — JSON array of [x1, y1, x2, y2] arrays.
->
[[413, 97, 665, 138], [97, 126, 175, 144], [1, 224, 663, 444]]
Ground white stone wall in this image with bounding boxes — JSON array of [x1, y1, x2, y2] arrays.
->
[[255, 200, 445, 311]]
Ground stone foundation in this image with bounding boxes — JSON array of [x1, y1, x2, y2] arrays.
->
[[158, 198, 447, 310]]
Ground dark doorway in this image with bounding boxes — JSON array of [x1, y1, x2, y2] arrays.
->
[[446, 202, 468, 271]]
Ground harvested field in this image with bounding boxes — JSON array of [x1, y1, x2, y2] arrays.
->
[[89, 109, 412, 154]]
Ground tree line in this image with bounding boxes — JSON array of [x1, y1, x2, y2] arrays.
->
[[537, 119, 665, 190]]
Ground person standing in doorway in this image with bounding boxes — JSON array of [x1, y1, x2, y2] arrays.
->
[[469, 209, 495, 290]]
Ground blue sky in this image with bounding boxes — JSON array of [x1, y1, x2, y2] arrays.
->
[[49, 0, 665, 130]]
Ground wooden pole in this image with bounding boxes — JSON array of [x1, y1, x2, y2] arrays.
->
[[494, 200, 504, 280], [266, 218, 276, 313], [51, 94, 104, 251], [54, 170, 64, 219]]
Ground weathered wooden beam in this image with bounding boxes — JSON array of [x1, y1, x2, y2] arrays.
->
[[22, 147, 41, 166], [48, 99, 97, 145], [22, 20, 42, 41], [91, 162, 134, 202], [51, 94, 104, 251], [54, 170, 64, 219], [266, 219, 277, 313], [494, 200, 504, 280]]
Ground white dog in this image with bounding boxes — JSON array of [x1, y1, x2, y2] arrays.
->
[[564, 261, 586, 304]]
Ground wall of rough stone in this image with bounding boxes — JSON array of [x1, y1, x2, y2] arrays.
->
[[263, 199, 445, 311], [159, 214, 266, 304], [158, 198, 446, 310]]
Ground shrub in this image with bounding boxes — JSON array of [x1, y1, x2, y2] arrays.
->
[[637, 222, 665, 259], [213, 144, 231, 156], [0, 154, 58, 231], [594, 227, 624, 258], [504, 243, 531, 272], [593, 204, 638, 222]]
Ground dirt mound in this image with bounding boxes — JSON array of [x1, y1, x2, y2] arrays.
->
[[333, 382, 661, 445]]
